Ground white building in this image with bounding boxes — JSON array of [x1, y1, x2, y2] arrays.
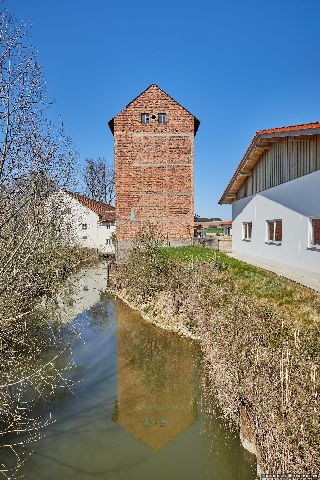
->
[[219, 122, 320, 275], [57, 191, 116, 255], [221, 220, 232, 236]]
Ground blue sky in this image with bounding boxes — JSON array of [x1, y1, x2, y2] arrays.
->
[[10, 0, 320, 219]]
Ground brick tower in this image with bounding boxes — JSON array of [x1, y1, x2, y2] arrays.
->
[[108, 84, 200, 257]]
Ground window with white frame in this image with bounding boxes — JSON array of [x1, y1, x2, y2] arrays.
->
[[106, 223, 110, 229], [266, 220, 282, 243], [82, 223, 87, 230], [242, 222, 252, 240], [106, 239, 111, 245], [310, 218, 320, 247], [158, 113, 166, 124], [141, 113, 149, 124]]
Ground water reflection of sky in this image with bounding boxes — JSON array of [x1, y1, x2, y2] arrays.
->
[[18, 264, 256, 480]]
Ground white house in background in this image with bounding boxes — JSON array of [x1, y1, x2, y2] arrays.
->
[[59, 191, 116, 254], [221, 220, 232, 236], [219, 122, 320, 275]]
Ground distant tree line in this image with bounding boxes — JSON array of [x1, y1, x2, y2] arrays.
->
[[194, 214, 222, 222]]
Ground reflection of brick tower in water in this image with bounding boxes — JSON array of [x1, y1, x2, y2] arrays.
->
[[108, 84, 200, 258], [114, 299, 196, 451]]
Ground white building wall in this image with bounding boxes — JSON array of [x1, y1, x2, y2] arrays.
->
[[55, 192, 115, 254], [223, 225, 232, 236], [232, 170, 320, 274], [96, 221, 116, 254]]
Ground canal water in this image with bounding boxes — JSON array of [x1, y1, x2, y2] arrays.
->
[[17, 264, 256, 480]]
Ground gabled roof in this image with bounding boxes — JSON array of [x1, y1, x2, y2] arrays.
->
[[219, 121, 320, 205], [66, 191, 115, 222], [108, 83, 200, 136]]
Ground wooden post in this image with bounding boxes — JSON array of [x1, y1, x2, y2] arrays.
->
[[107, 262, 111, 287]]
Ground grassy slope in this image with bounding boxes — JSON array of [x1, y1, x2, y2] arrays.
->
[[160, 246, 320, 326], [206, 227, 223, 234]]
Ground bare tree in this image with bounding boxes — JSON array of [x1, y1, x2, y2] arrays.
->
[[0, 6, 87, 478], [84, 157, 114, 205]]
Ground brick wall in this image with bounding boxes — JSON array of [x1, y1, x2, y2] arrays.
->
[[111, 84, 198, 251]]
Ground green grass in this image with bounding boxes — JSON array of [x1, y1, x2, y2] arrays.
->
[[160, 245, 217, 262], [160, 246, 320, 316], [206, 227, 223, 234]]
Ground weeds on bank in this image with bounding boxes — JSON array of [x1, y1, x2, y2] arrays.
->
[[160, 246, 320, 324]]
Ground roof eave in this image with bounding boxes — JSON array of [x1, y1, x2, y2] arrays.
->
[[218, 125, 320, 204], [218, 134, 259, 205]]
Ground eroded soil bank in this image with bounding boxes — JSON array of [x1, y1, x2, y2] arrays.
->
[[112, 245, 320, 475]]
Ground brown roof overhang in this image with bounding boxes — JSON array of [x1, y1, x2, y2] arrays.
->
[[219, 122, 320, 205]]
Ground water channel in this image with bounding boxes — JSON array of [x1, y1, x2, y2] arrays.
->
[[16, 264, 256, 480]]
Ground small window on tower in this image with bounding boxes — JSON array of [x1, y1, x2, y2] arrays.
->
[[141, 113, 149, 124], [158, 113, 166, 124]]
